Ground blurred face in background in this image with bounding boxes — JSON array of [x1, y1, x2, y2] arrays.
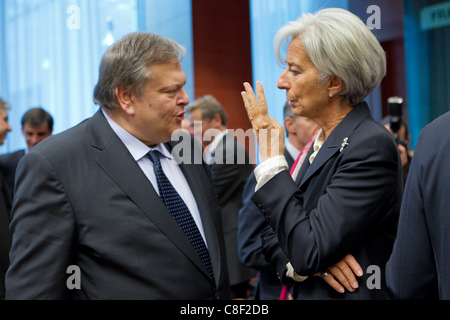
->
[[293, 116, 320, 145], [22, 122, 53, 150], [0, 108, 12, 145]]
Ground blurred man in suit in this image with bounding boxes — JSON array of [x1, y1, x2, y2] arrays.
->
[[6, 32, 230, 300], [187, 95, 255, 299], [386, 111, 450, 299], [0, 97, 12, 299], [0, 108, 53, 200]]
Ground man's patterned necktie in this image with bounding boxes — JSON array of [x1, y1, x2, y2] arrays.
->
[[147, 150, 214, 281]]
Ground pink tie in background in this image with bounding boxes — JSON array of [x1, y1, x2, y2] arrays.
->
[[279, 132, 318, 300]]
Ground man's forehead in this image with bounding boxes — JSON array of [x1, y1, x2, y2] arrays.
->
[[147, 60, 186, 86], [23, 122, 50, 131]]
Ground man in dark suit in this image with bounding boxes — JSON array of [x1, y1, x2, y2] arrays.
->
[[6, 32, 230, 300], [187, 95, 255, 299], [386, 111, 450, 299], [0, 98, 12, 300], [0, 107, 53, 200]]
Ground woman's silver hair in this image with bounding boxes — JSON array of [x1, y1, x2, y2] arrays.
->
[[93, 32, 186, 109], [274, 8, 386, 107]]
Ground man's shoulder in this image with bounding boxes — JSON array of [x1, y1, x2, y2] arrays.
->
[[414, 111, 450, 163], [0, 150, 25, 163], [421, 111, 450, 143], [28, 117, 93, 159]]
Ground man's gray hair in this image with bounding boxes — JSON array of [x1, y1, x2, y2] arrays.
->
[[93, 32, 186, 110], [274, 8, 386, 107], [187, 95, 228, 126], [0, 97, 11, 110]]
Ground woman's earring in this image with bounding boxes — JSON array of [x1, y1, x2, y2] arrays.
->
[[329, 93, 333, 98]]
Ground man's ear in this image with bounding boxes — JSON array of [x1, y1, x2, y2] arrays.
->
[[211, 113, 222, 127], [328, 75, 345, 96], [114, 86, 135, 115], [284, 117, 295, 135]]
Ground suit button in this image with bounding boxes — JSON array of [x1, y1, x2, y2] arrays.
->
[[215, 291, 221, 300], [261, 208, 270, 220]]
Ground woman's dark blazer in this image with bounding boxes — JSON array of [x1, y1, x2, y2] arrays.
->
[[253, 102, 402, 300]]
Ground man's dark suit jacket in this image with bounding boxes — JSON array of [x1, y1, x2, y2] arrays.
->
[[0, 150, 24, 299], [209, 132, 256, 287], [0, 171, 12, 299], [6, 109, 230, 300], [386, 111, 450, 300], [0, 150, 25, 201], [237, 149, 294, 300], [253, 103, 402, 300]]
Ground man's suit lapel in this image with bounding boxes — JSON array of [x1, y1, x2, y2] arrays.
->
[[297, 102, 372, 188], [90, 110, 212, 281]]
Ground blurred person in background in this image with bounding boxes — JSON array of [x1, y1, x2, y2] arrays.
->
[[0, 97, 12, 299], [188, 95, 256, 299], [382, 116, 413, 186], [0, 108, 53, 200]]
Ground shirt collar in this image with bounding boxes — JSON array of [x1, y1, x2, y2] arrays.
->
[[285, 139, 301, 161], [314, 129, 325, 149], [207, 129, 228, 154], [309, 129, 324, 164], [102, 108, 172, 161]]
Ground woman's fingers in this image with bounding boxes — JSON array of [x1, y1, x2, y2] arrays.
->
[[315, 254, 364, 293], [241, 91, 253, 121], [241, 82, 258, 121], [255, 81, 268, 115], [314, 271, 345, 294], [242, 82, 270, 126], [241, 81, 285, 161]]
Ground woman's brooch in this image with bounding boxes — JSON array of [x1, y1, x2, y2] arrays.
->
[[340, 137, 349, 152]]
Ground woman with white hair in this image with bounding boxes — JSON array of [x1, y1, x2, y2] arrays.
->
[[241, 8, 402, 299]]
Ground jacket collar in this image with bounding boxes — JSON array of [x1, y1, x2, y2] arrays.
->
[[295, 102, 372, 187], [89, 108, 219, 285]]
